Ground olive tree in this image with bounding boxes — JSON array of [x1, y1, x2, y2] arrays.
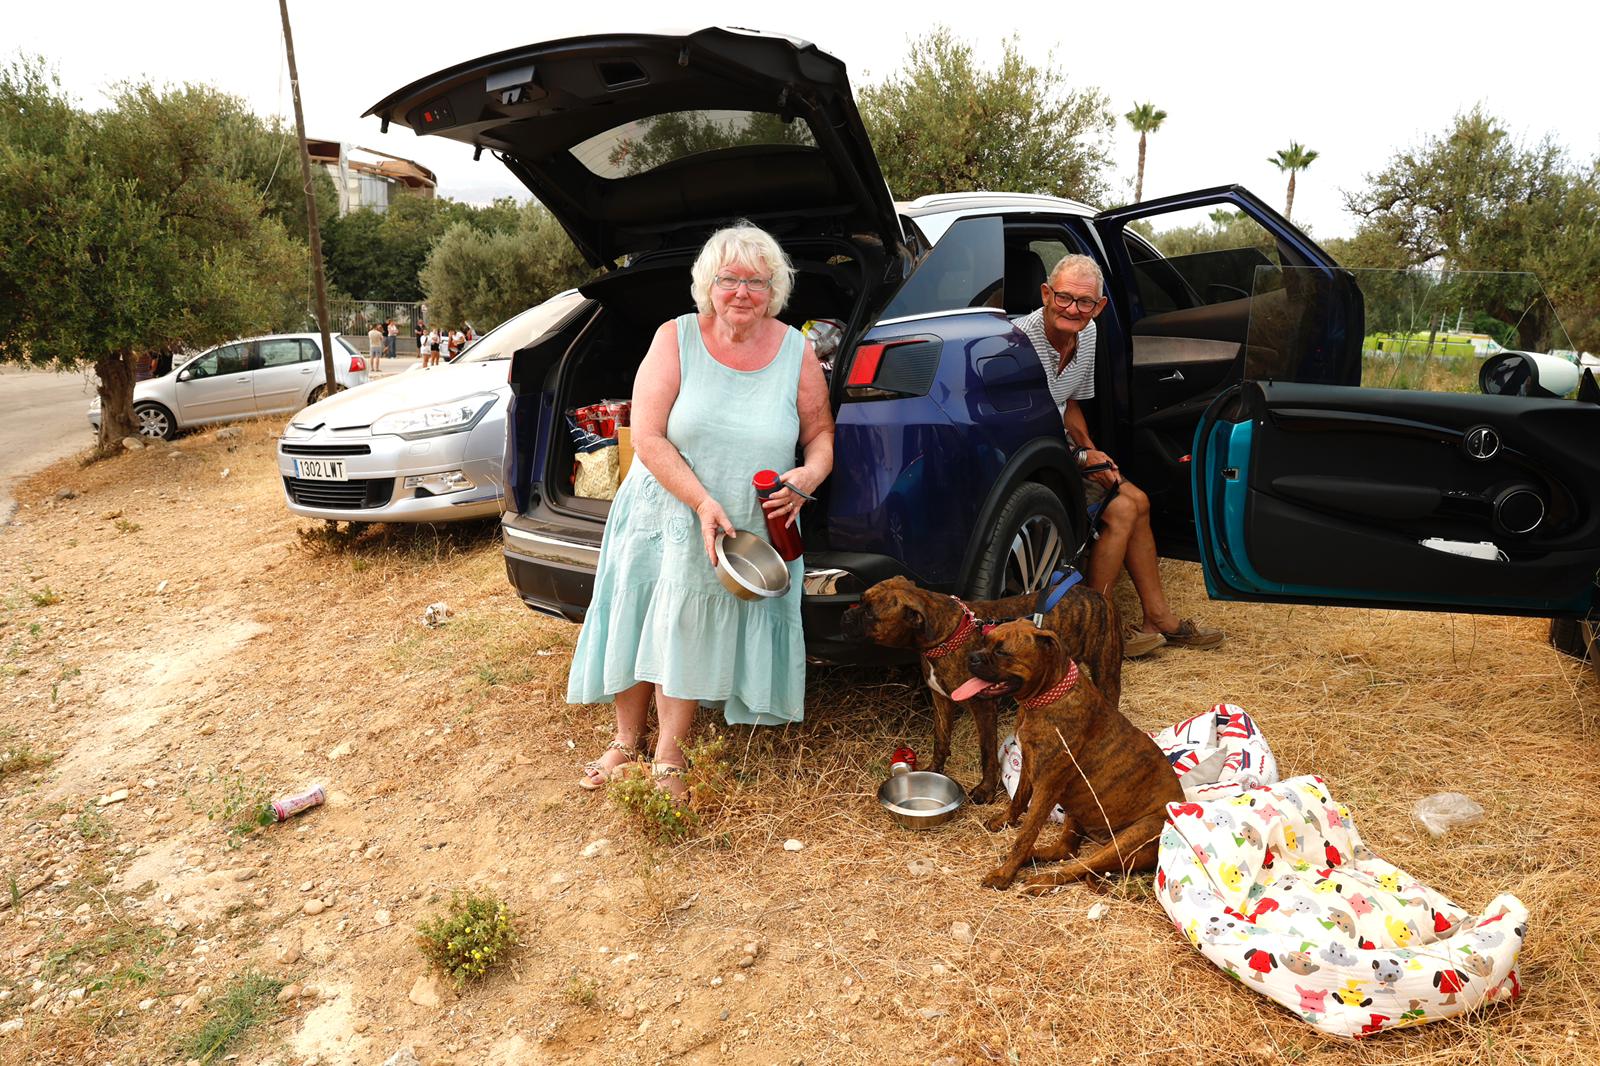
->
[[0, 61, 307, 450], [859, 27, 1115, 204], [419, 203, 590, 333]]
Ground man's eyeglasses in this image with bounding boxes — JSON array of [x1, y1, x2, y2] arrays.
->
[[1048, 288, 1102, 313], [714, 275, 772, 293]]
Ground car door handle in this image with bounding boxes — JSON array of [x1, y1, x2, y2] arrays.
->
[[300, 368, 313, 374], [1159, 369, 1185, 383]]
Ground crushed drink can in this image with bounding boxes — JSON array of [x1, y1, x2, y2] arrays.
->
[[889, 746, 918, 776], [271, 784, 326, 823]]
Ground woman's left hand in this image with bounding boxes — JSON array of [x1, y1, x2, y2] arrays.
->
[[760, 467, 819, 529]]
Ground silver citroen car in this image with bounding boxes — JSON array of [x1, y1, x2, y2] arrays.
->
[[276, 292, 588, 523]]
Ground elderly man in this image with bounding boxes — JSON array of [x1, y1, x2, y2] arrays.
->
[[1016, 253, 1223, 658]]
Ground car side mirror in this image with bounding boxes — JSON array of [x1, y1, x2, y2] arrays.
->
[[1479, 351, 1580, 398], [177, 369, 193, 382]]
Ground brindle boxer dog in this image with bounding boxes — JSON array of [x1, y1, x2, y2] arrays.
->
[[839, 576, 1121, 804], [963, 618, 1180, 890]]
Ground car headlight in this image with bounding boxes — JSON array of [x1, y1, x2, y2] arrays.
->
[[370, 393, 497, 439]]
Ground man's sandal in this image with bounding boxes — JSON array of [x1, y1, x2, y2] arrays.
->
[[578, 740, 645, 791]]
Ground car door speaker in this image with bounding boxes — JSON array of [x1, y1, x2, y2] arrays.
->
[[1493, 485, 1545, 536]]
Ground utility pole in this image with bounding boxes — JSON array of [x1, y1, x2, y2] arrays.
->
[[278, 0, 338, 398]]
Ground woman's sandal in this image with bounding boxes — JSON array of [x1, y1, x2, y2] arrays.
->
[[578, 740, 645, 791], [651, 761, 690, 804]]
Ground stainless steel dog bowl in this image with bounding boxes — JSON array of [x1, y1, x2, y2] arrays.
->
[[715, 530, 791, 601], [877, 771, 965, 830]]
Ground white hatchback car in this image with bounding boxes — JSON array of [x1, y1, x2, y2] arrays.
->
[[89, 333, 370, 439], [276, 293, 587, 522]]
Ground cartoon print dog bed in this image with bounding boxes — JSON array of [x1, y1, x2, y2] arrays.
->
[[999, 703, 1278, 822], [1157, 775, 1525, 1037]]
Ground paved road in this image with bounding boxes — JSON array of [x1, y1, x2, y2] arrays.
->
[[0, 366, 99, 525], [0, 359, 427, 525]]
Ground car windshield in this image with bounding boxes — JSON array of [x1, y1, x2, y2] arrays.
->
[[570, 110, 816, 179], [458, 292, 589, 363]]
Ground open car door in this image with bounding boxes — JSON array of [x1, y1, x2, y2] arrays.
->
[[1091, 186, 1363, 554], [1191, 267, 1600, 617]]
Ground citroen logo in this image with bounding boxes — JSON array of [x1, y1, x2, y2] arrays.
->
[[1463, 425, 1499, 461]]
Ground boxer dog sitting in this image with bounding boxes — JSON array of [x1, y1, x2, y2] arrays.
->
[[839, 575, 1120, 804], [961, 618, 1180, 890]]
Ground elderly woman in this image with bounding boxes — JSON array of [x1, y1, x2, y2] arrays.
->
[[568, 222, 834, 795]]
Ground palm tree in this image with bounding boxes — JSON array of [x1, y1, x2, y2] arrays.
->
[[1268, 142, 1320, 221], [1124, 102, 1167, 202]]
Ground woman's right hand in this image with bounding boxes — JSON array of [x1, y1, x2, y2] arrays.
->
[[695, 496, 736, 567]]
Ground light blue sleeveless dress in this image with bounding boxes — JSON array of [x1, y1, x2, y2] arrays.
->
[[565, 314, 807, 725]]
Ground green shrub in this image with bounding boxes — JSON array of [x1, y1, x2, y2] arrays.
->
[[415, 892, 517, 987]]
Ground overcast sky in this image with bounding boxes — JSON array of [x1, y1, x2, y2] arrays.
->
[[12, 1, 1598, 240]]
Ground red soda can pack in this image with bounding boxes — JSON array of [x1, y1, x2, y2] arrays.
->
[[890, 746, 918, 775]]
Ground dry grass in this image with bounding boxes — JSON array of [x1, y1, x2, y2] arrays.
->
[[1, 421, 1597, 1064]]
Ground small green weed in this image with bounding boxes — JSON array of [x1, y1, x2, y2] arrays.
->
[[75, 803, 111, 840], [189, 772, 275, 846], [560, 971, 599, 1007], [415, 891, 517, 987], [28, 587, 61, 607], [1, 729, 54, 778], [8, 874, 22, 911], [113, 518, 141, 534], [608, 766, 698, 844], [176, 969, 285, 1064]]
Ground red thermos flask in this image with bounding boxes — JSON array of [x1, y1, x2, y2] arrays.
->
[[752, 469, 804, 561]]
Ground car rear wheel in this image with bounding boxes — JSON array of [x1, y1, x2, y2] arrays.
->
[[134, 402, 176, 441], [967, 483, 1071, 600], [307, 383, 347, 405]]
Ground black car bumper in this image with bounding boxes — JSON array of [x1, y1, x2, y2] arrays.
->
[[501, 516, 914, 663]]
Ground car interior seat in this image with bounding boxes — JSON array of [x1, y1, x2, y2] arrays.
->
[[1003, 247, 1046, 316]]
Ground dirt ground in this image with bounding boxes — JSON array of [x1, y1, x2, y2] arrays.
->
[[2, 422, 1597, 1066]]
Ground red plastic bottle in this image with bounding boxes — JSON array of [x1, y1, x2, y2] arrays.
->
[[752, 469, 804, 561]]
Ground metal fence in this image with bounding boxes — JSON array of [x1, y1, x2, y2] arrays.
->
[[320, 299, 426, 354]]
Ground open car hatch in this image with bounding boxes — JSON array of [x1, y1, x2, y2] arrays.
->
[[366, 27, 905, 268]]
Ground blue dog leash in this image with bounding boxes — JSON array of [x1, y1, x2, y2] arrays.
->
[[1030, 567, 1083, 626]]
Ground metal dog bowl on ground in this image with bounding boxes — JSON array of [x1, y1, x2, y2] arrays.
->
[[877, 771, 965, 829], [715, 529, 791, 601]]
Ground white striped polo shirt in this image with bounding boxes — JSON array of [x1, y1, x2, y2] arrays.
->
[[1016, 308, 1097, 412]]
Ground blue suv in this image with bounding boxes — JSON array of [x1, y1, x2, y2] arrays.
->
[[369, 28, 1600, 659]]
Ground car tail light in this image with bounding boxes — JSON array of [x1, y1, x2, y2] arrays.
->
[[842, 336, 943, 401], [350, 355, 366, 373]]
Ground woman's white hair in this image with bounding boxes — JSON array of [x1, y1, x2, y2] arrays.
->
[[689, 222, 795, 317]]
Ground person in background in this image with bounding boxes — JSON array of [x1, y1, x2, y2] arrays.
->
[[567, 221, 833, 800], [1017, 252, 1223, 658], [414, 320, 427, 361], [385, 319, 398, 368], [450, 326, 466, 361], [424, 327, 441, 368], [367, 322, 384, 372], [464, 322, 476, 344]]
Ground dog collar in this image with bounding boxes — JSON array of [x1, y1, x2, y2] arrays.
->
[[922, 600, 978, 660], [1019, 659, 1079, 709]]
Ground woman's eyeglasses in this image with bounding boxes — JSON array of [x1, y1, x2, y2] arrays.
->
[[714, 275, 772, 293]]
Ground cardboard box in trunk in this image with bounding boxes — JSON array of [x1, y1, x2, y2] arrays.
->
[[616, 427, 634, 480]]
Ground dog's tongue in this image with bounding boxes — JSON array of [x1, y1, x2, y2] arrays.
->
[[950, 677, 994, 702]]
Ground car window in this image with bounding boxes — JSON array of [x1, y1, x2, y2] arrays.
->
[[880, 215, 1004, 321], [187, 342, 248, 378], [571, 110, 816, 179], [258, 338, 305, 369], [1260, 266, 1580, 395], [460, 291, 589, 363], [335, 337, 358, 357], [1125, 206, 1288, 317]]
